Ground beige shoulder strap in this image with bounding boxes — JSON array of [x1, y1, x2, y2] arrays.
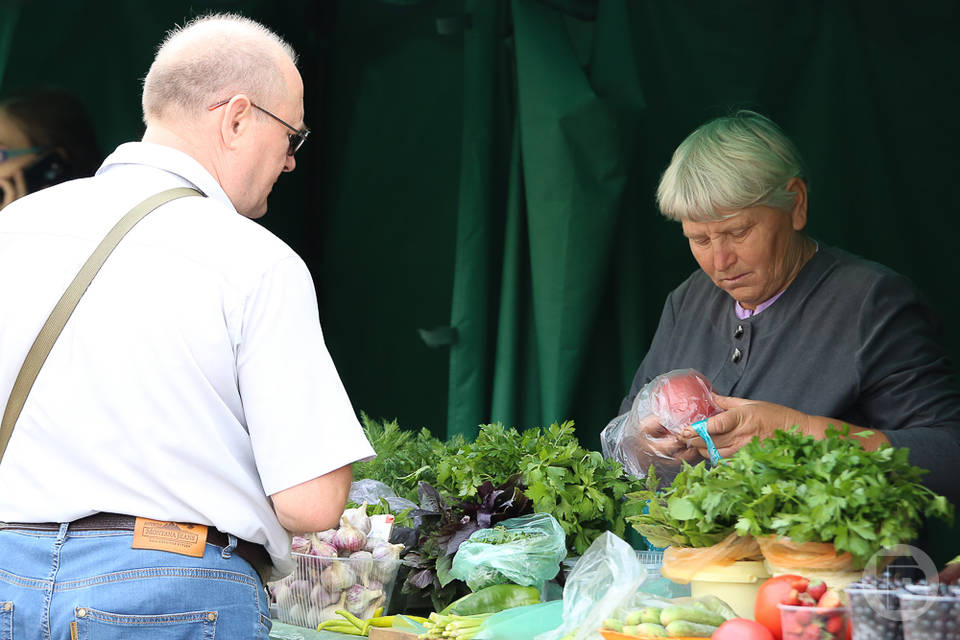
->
[[0, 187, 202, 463]]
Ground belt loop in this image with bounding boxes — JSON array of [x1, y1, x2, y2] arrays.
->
[[221, 533, 238, 559]]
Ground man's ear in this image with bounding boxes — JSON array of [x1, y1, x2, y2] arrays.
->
[[786, 177, 808, 230], [218, 95, 255, 151]]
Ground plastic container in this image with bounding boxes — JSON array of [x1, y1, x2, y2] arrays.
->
[[688, 560, 769, 619], [779, 603, 849, 640], [898, 588, 960, 640], [845, 585, 903, 639], [267, 552, 401, 630], [637, 549, 691, 599]]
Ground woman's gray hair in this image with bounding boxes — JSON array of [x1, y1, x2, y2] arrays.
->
[[656, 110, 807, 222], [142, 13, 298, 124]]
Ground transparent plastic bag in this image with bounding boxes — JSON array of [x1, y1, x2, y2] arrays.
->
[[349, 478, 417, 513], [535, 532, 647, 640], [659, 532, 763, 584], [602, 369, 721, 480], [450, 513, 567, 591]]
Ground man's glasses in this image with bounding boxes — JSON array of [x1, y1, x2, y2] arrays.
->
[[0, 147, 47, 163], [208, 99, 310, 157]]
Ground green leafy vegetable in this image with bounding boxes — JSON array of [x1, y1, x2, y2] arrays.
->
[[727, 425, 952, 566], [432, 421, 643, 555], [625, 425, 954, 568]]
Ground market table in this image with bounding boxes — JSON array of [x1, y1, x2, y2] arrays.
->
[[269, 620, 348, 639], [270, 621, 418, 639]]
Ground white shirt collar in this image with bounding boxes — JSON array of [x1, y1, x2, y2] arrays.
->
[[97, 141, 236, 211]]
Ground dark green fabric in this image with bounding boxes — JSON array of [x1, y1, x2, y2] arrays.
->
[[4, 0, 960, 561]]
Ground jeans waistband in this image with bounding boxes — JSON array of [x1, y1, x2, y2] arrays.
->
[[0, 512, 271, 585]]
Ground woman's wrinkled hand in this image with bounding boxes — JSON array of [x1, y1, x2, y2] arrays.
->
[[628, 411, 703, 465], [681, 393, 811, 458]]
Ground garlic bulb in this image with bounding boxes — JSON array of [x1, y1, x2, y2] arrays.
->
[[319, 560, 355, 592], [340, 502, 372, 535], [310, 529, 337, 546], [291, 535, 312, 554], [333, 520, 367, 554], [344, 584, 382, 616], [349, 550, 373, 585], [370, 541, 404, 583]]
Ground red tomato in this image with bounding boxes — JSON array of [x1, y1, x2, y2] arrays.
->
[[652, 370, 719, 428], [712, 618, 775, 640], [755, 574, 807, 640]]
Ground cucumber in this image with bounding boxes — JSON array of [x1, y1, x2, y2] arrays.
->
[[641, 607, 664, 624], [665, 620, 719, 638], [659, 605, 726, 627], [602, 618, 623, 631], [635, 622, 668, 637], [623, 610, 643, 626], [691, 595, 738, 620]]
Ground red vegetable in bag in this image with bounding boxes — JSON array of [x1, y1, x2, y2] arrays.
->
[[650, 369, 721, 432]]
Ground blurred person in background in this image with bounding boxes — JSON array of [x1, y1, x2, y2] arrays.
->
[[0, 87, 102, 210]]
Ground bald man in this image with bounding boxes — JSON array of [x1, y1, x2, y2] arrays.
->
[[0, 14, 374, 639]]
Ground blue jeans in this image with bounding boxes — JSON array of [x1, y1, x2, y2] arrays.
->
[[0, 524, 272, 640]]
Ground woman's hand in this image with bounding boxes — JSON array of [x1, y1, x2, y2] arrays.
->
[[629, 412, 703, 465], [0, 169, 28, 210], [680, 394, 812, 458], [681, 394, 890, 458]]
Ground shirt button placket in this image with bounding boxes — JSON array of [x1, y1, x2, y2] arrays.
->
[[732, 324, 745, 363]]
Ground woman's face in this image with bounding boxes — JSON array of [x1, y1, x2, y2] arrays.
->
[[0, 107, 38, 208], [680, 179, 810, 309]]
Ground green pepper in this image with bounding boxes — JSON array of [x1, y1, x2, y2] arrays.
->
[[439, 584, 540, 616]]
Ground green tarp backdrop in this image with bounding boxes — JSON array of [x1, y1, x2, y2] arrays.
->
[[3, 1, 959, 554]]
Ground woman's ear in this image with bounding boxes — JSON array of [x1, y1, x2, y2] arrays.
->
[[786, 177, 808, 230]]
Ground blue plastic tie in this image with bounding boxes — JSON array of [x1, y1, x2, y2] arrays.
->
[[691, 418, 722, 465]]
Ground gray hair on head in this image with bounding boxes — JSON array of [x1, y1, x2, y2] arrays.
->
[[656, 110, 807, 222], [141, 13, 298, 124]]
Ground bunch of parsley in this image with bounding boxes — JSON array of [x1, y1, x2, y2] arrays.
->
[[728, 426, 953, 567], [624, 461, 749, 549], [352, 413, 459, 502], [626, 426, 954, 568], [433, 421, 643, 555]]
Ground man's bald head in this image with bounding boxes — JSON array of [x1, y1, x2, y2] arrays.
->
[[141, 14, 298, 125]]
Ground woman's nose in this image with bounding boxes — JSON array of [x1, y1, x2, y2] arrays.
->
[[712, 243, 736, 272]]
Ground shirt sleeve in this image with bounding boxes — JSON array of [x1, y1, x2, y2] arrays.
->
[[855, 271, 960, 502], [236, 255, 376, 496]]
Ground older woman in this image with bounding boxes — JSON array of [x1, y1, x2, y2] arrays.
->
[[0, 88, 101, 210], [608, 110, 960, 504]]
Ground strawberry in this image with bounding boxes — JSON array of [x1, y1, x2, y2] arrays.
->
[[795, 608, 813, 626], [806, 579, 827, 601], [784, 588, 801, 605], [798, 591, 818, 606], [817, 589, 843, 608], [826, 614, 844, 634], [791, 577, 811, 592]]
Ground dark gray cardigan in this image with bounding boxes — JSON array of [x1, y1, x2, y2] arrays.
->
[[618, 244, 960, 503]]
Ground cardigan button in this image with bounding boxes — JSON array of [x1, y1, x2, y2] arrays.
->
[[734, 324, 744, 339], [731, 348, 742, 363]]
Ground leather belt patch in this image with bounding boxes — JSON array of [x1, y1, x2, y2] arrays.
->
[[131, 517, 208, 557]]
